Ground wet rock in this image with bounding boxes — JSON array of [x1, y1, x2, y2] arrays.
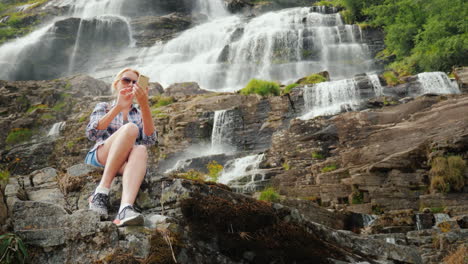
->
[[453, 66, 468, 93], [130, 13, 192, 47]]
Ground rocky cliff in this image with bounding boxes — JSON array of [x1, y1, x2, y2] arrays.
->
[[0, 68, 467, 263]]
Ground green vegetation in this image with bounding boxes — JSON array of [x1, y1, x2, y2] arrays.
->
[[430, 156, 466, 193], [429, 207, 445, 214], [151, 96, 174, 108], [0, 168, 10, 184], [282, 162, 290, 171], [239, 79, 280, 96], [321, 164, 338, 173], [311, 151, 325, 159], [299, 74, 327, 85], [258, 187, 280, 203], [382, 71, 401, 86], [0, 0, 49, 44], [282, 83, 298, 95], [350, 186, 364, 204], [5, 128, 32, 145], [313, 1, 334, 7], [0, 233, 28, 264], [177, 170, 205, 181], [337, 0, 466, 74], [372, 204, 384, 215], [26, 104, 48, 113], [206, 161, 223, 182]]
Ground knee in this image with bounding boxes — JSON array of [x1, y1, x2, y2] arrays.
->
[[121, 123, 139, 139], [132, 145, 148, 160]]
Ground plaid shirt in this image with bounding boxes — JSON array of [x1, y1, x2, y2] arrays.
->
[[86, 101, 157, 152]]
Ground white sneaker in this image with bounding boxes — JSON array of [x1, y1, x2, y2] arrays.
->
[[113, 205, 144, 227]]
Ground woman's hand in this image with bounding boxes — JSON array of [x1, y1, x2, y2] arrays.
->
[[116, 87, 134, 110], [133, 83, 149, 107]]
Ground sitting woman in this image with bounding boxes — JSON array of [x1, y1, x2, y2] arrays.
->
[[85, 68, 157, 227]]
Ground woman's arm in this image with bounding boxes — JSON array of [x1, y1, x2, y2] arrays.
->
[[133, 83, 155, 137]]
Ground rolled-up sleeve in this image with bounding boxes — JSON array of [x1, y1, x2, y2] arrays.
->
[[86, 102, 109, 141], [140, 129, 158, 146]]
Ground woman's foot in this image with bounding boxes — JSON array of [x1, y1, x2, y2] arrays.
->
[[89, 192, 109, 219], [113, 205, 144, 227]]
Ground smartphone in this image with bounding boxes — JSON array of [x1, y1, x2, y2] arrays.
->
[[137, 74, 149, 90]]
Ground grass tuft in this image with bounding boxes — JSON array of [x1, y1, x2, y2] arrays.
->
[[240, 79, 280, 96]]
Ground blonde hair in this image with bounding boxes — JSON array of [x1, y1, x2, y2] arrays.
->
[[111, 68, 140, 95]]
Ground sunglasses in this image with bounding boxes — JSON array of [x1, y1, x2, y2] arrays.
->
[[120, 77, 137, 85]]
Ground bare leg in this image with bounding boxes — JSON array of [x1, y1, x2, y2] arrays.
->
[[121, 145, 148, 205], [96, 123, 139, 188]]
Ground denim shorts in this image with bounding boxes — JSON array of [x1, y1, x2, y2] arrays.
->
[[84, 148, 104, 168]]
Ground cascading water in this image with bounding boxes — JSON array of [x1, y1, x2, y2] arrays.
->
[[0, 0, 133, 80], [134, 7, 374, 91], [47, 121, 66, 137], [301, 78, 361, 119], [211, 109, 238, 153], [368, 73, 384, 96], [195, 0, 229, 18], [218, 154, 266, 192], [417, 72, 460, 95]]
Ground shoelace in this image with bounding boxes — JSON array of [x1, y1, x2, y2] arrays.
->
[[117, 205, 140, 220], [91, 193, 108, 207]]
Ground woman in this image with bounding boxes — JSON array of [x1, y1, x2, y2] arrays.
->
[[85, 68, 157, 227]]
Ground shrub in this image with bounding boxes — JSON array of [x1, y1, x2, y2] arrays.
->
[[300, 74, 327, 85], [206, 161, 223, 182], [443, 244, 467, 264], [430, 156, 466, 193], [5, 128, 32, 145], [258, 187, 280, 203], [430, 176, 449, 193], [446, 156, 466, 191], [382, 71, 401, 86], [282, 83, 298, 95], [0, 233, 28, 264], [240, 79, 280, 96], [321, 164, 338, 173]]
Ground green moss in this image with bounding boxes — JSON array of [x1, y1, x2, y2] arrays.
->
[[259, 187, 280, 203], [78, 114, 88, 123], [6, 128, 32, 145], [350, 187, 364, 204], [282, 83, 298, 95], [177, 170, 206, 181], [52, 102, 67, 112], [26, 104, 49, 113], [0, 169, 9, 183], [299, 74, 327, 85], [311, 152, 325, 159], [321, 164, 338, 173], [151, 96, 174, 108], [40, 113, 54, 120], [206, 161, 223, 182], [282, 162, 290, 171], [240, 79, 280, 96]]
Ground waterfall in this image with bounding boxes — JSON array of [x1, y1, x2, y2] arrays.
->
[[415, 214, 423, 231], [434, 213, 450, 225], [301, 78, 361, 119], [218, 154, 265, 192], [417, 72, 460, 95], [362, 214, 377, 227], [195, 0, 229, 18], [385, 237, 396, 244], [0, 24, 55, 80], [368, 73, 384, 96], [211, 109, 237, 153], [47, 121, 65, 137], [135, 7, 375, 91]]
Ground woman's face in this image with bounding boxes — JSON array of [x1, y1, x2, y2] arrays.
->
[[117, 71, 138, 91]]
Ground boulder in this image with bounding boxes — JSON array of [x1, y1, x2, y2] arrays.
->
[[164, 82, 211, 98]]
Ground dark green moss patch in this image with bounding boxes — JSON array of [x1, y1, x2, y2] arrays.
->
[[180, 193, 344, 263]]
